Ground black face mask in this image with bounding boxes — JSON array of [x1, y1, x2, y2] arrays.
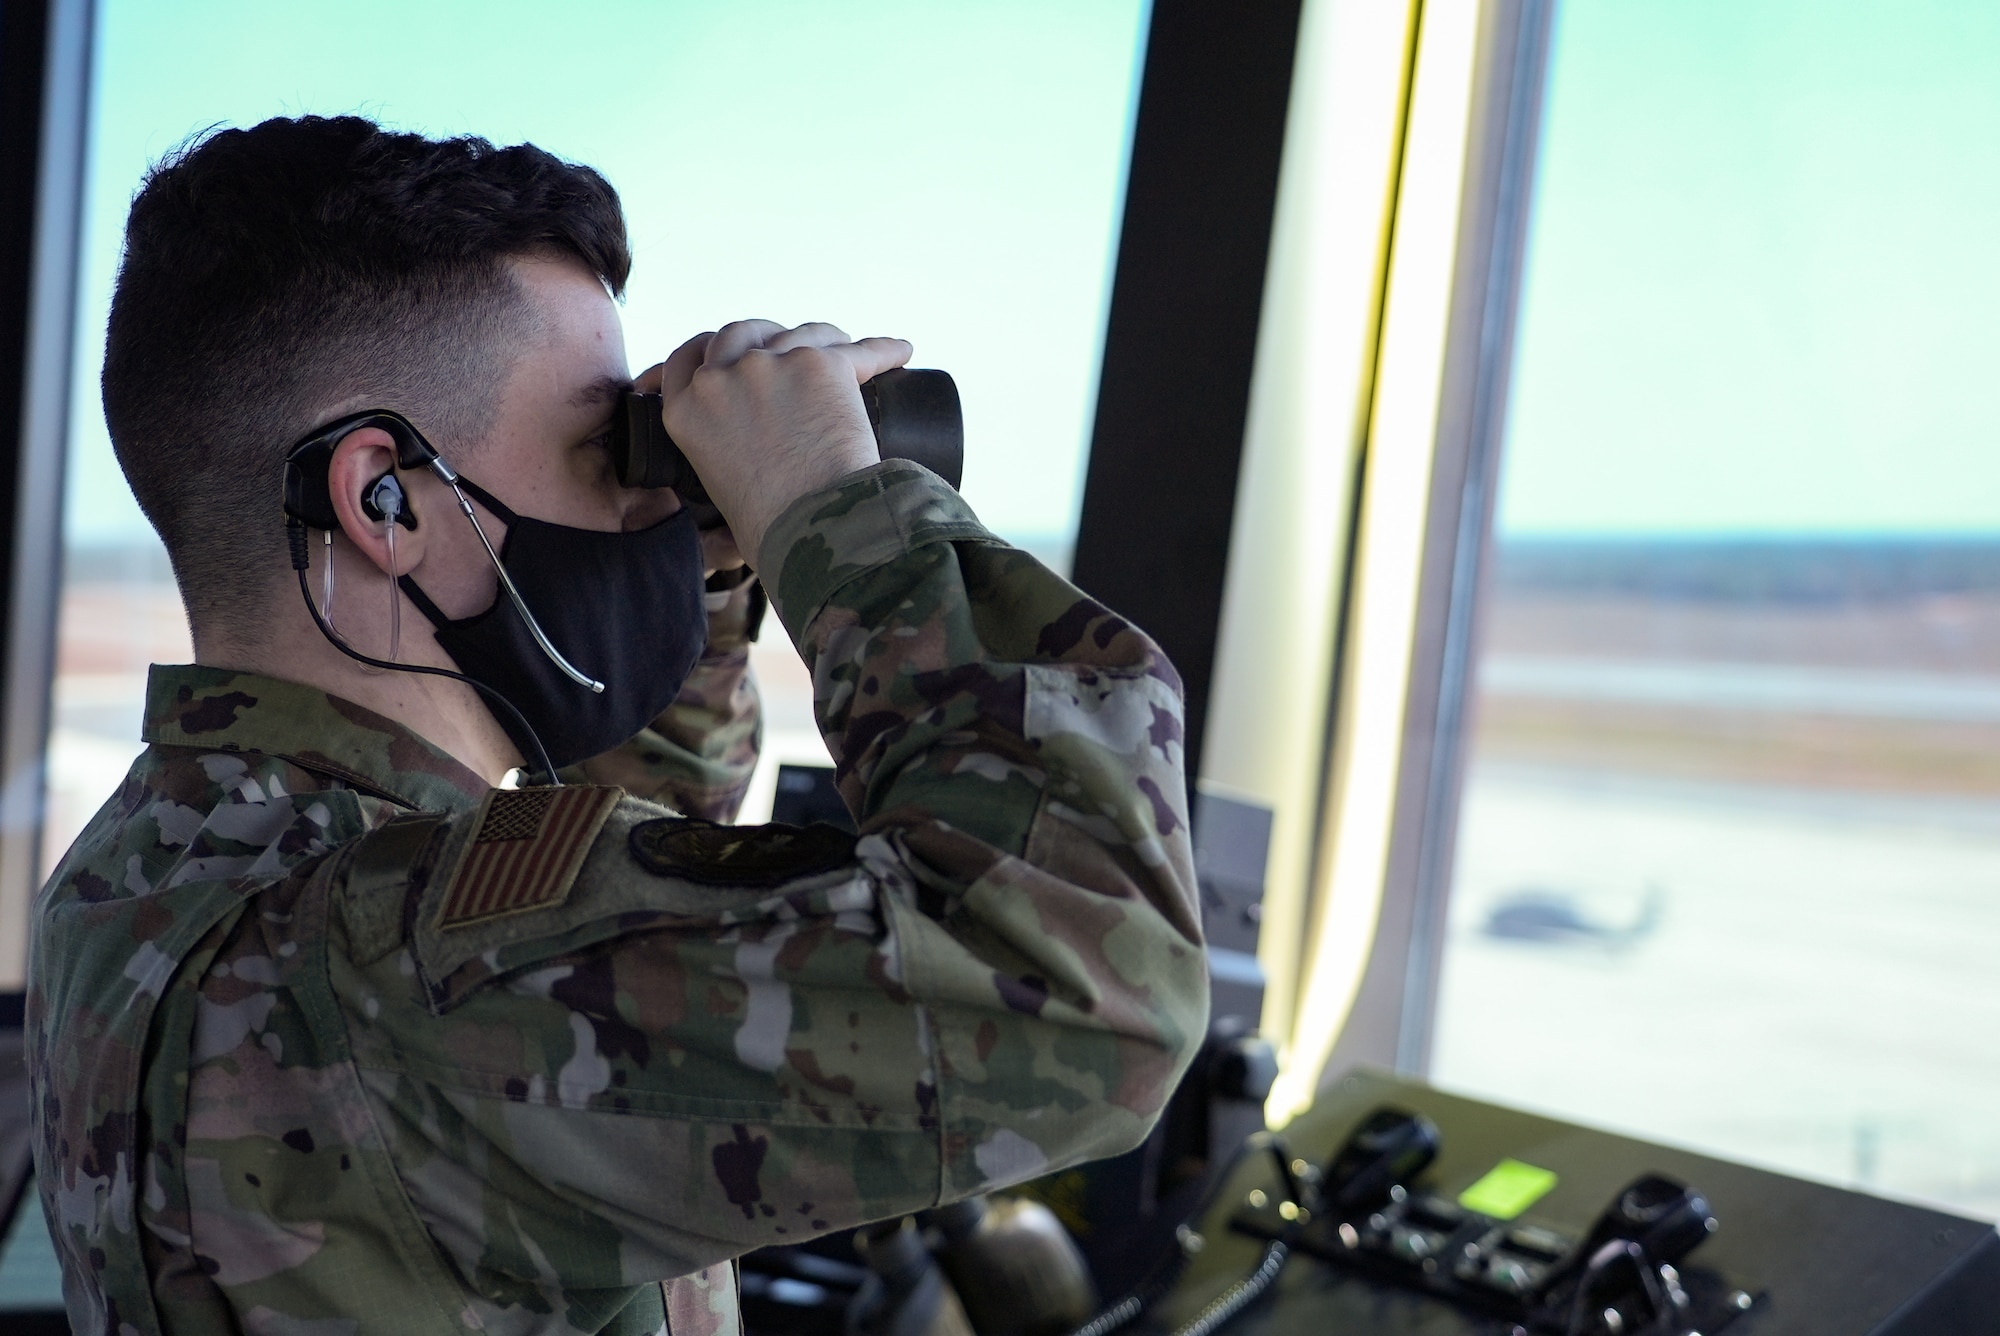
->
[[397, 476, 708, 770]]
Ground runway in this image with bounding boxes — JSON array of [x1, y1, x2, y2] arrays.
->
[[1483, 655, 2000, 723]]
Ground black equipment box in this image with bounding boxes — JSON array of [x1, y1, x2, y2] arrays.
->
[[1145, 1069, 2000, 1335]]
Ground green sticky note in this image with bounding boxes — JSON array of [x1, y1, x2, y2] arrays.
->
[[1458, 1159, 1559, 1219]]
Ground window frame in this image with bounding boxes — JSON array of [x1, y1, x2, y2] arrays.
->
[[0, 0, 95, 991]]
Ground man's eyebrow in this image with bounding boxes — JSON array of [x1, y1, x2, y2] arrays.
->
[[568, 375, 631, 411]]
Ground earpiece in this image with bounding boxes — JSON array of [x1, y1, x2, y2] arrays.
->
[[361, 472, 414, 529], [282, 408, 439, 534]]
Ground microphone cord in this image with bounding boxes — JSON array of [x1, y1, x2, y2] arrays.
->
[[289, 519, 560, 786], [1166, 1240, 1290, 1336], [1062, 1135, 1302, 1336]]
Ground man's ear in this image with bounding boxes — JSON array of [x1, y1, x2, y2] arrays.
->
[[327, 427, 429, 577]]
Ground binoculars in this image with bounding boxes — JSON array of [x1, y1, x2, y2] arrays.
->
[[606, 368, 964, 520]]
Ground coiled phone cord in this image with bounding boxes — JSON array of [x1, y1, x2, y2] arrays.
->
[[1068, 1293, 1145, 1336], [1168, 1240, 1290, 1336], [1062, 1135, 1301, 1336]]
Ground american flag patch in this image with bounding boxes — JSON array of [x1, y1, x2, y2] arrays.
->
[[434, 785, 621, 930]]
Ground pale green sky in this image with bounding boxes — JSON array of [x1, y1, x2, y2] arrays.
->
[[64, 0, 1147, 548], [1498, 0, 2000, 536]]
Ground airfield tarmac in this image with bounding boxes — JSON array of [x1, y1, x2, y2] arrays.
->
[[1433, 760, 2000, 1221]]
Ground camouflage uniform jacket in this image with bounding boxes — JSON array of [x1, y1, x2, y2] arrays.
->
[[29, 461, 1206, 1336]]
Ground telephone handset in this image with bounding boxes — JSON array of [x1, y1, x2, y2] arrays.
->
[[1563, 1177, 1718, 1336], [1579, 1174, 1716, 1267], [1320, 1107, 1441, 1215]]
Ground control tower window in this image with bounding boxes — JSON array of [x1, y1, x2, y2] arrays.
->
[[1431, 0, 2000, 1219]]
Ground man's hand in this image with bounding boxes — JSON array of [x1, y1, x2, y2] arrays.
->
[[631, 361, 745, 577], [657, 320, 912, 567]]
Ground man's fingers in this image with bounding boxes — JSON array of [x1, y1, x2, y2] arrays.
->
[[762, 322, 852, 353], [660, 333, 714, 399], [703, 319, 788, 369], [699, 525, 745, 576], [679, 323, 908, 386], [631, 361, 667, 394], [657, 320, 913, 563], [832, 336, 915, 383]]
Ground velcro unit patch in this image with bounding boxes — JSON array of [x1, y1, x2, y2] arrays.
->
[[435, 784, 621, 930], [629, 817, 857, 886]]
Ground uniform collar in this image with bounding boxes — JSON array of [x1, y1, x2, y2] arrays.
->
[[142, 663, 489, 813]]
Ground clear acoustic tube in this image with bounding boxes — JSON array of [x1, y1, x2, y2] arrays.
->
[[321, 531, 335, 631], [384, 516, 401, 665]]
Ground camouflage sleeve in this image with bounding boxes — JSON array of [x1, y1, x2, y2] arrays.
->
[[561, 572, 763, 820], [330, 461, 1206, 1295]]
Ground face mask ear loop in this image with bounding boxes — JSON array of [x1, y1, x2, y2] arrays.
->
[[422, 458, 606, 695]]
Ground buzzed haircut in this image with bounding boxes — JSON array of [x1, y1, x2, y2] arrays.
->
[[102, 114, 631, 641]]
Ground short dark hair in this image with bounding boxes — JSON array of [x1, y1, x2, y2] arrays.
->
[[102, 114, 631, 639]]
